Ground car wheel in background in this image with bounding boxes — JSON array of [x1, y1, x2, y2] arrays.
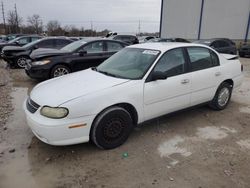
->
[[50, 65, 70, 78], [209, 82, 233, 110], [16, 56, 29, 68], [91, 106, 133, 149]]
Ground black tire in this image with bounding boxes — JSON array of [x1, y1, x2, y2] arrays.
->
[[16, 56, 30, 68], [209, 82, 233, 110], [50, 64, 70, 78], [91, 106, 133, 149]]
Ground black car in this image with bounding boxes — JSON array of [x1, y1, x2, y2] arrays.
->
[[0, 35, 42, 52], [25, 39, 128, 80], [1, 37, 73, 68], [239, 44, 250, 57], [112, 35, 139, 45], [194, 38, 237, 55], [148, 38, 190, 43]]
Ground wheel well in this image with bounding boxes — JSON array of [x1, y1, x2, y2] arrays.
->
[[93, 103, 138, 126], [116, 103, 138, 125], [222, 79, 234, 87], [50, 63, 71, 77]]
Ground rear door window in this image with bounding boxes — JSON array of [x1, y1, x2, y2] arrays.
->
[[37, 39, 54, 48], [56, 39, 71, 48], [82, 41, 104, 53], [187, 47, 214, 71], [107, 42, 124, 52]]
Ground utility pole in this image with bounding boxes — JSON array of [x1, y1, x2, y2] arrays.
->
[[90, 21, 93, 36], [14, 3, 19, 33], [1, 1, 6, 34], [138, 20, 141, 36]]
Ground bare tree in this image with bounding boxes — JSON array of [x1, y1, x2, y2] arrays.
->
[[46, 20, 62, 36], [27, 14, 43, 34], [7, 10, 22, 33]]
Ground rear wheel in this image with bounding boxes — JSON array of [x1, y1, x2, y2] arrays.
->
[[16, 56, 29, 68], [50, 65, 70, 78], [209, 82, 232, 110], [91, 107, 133, 149]]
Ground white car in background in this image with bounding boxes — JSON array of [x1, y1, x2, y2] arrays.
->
[[24, 43, 243, 149]]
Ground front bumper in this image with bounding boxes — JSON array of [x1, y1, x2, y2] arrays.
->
[[24, 99, 96, 146], [25, 63, 50, 79]]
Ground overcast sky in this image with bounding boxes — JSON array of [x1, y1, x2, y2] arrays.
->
[[3, 0, 161, 33]]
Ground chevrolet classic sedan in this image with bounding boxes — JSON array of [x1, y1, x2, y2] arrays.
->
[[24, 43, 243, 149]]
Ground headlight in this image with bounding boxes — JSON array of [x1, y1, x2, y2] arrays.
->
[[40, 106, 68, 119], [32, 60, 51, 66]]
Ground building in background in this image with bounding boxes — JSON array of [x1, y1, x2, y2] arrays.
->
[[160, 0, 250, 41]]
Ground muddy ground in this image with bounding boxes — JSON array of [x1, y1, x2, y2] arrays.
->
[[0, 58, 250, 188]]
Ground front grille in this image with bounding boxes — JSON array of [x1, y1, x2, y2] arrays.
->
[[26, 97, 40, 113]]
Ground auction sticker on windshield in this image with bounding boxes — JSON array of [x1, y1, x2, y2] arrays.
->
[[142, 50, 159, 55]]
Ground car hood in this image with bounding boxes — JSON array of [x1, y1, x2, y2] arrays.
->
[[30, 68, 130, 107], [30, 48, 70, 60], [2, 45, 25, 52]]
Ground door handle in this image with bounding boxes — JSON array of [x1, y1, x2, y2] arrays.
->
[[181, 79, 190, 84], [215, 72, 221, 76]]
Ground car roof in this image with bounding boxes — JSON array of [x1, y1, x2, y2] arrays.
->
[[127, 42, 210, 52], [79, 38, 128, 44]]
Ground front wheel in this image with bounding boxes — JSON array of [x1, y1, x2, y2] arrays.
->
[[50, 65, 70, 78], [16, 56, 30, 68], [91, 107, 133, 149], [209, 82, 233, 110]]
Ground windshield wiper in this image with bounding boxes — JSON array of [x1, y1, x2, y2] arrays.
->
[[97, 70, 118, 78]]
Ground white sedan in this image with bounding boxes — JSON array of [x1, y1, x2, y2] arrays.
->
[[24, 42, 243, 149]]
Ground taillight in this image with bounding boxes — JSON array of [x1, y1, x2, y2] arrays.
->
[[241, 64, 243, 72]]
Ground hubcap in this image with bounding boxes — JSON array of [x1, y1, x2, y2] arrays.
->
[[218, 87, 230, 107], [17, 57, 28, 68], [53, 67, 69, 77], [103, 118, 125, 143]]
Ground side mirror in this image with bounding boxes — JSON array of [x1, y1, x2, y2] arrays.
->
[[15, 41, 20, 45], [151, 71, 167, 81], [79, 50, 87, 56]]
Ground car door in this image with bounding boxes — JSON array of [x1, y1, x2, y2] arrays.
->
[[71, 41, 106, 71], [143, 48, 192, 120], [186, 47, 221, 106]]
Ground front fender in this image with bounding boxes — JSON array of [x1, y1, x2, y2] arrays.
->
[[61, 80, 145, 123]]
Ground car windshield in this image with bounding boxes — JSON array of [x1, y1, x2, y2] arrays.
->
[[23, 39, 42, 48], [61, 40, 86, 52], [96, 48, 160, 79]]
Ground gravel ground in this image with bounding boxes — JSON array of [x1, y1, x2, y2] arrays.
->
[[0, 58, 250, 188], [0, 61, 12, 129]]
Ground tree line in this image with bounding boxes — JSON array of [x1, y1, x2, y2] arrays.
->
[[4, 11, 111, 37]]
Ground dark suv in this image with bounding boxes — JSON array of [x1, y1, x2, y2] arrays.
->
[[112, 35, 139, 45], [2, 37, 73, 68], [194, 38, 237, 55]]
